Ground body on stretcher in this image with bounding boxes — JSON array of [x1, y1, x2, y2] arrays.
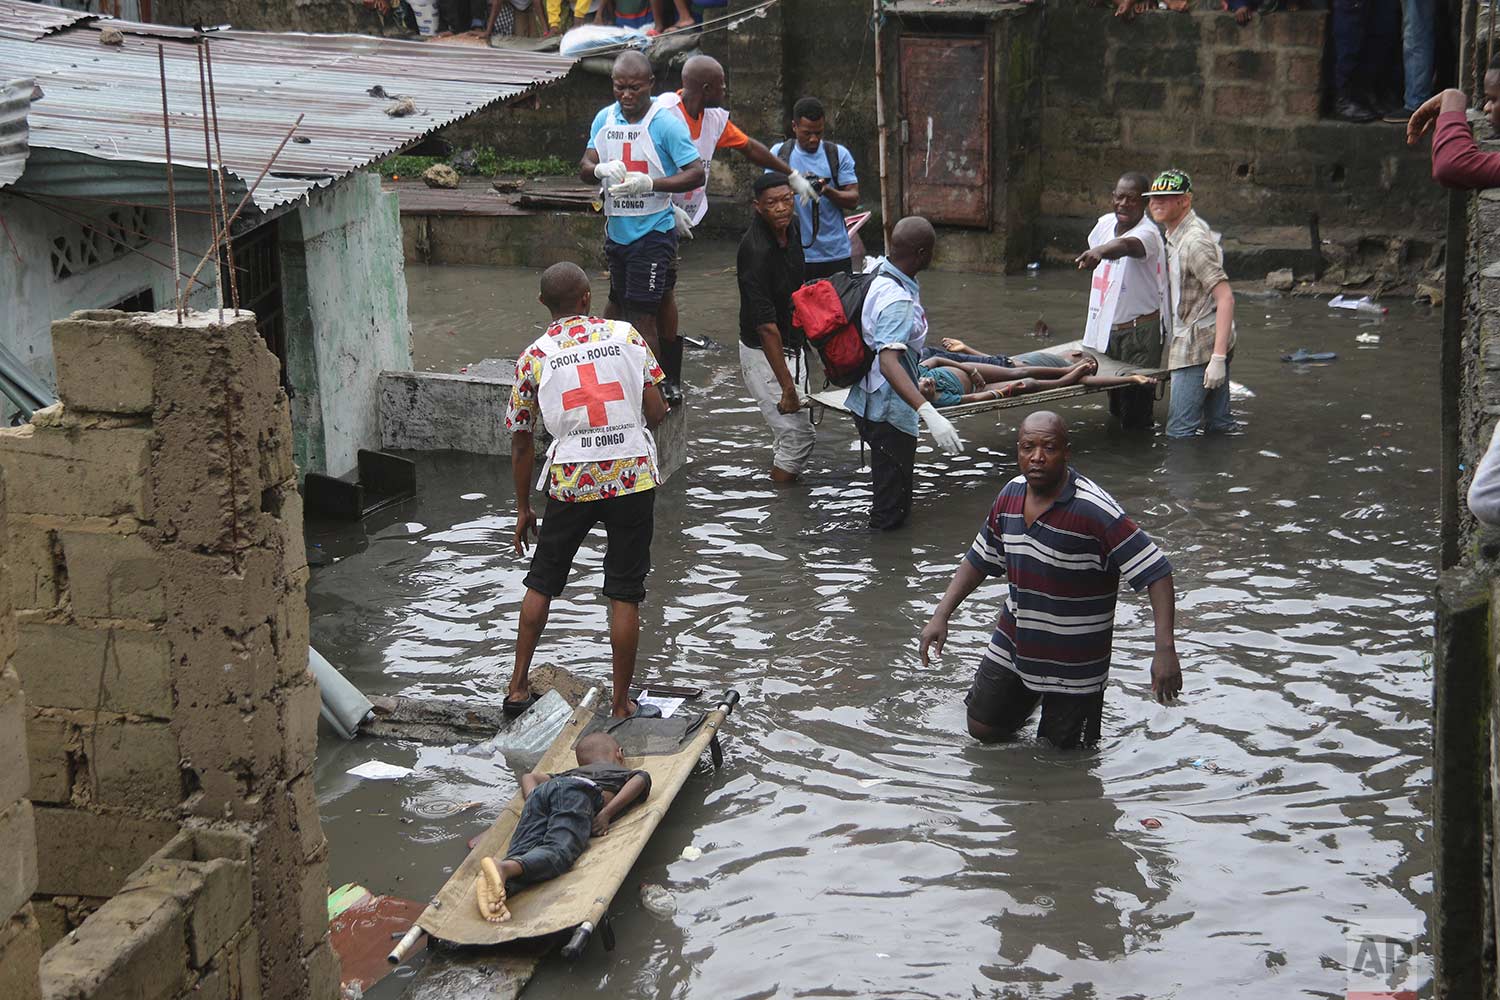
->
[[803, 340, 1168, 425], [390, 687, 741, 965]]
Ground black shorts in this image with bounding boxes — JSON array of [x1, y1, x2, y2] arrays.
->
[[522, 488, 655, 603], [605, 230, 678, 312], [965, 658, 1104, 750]]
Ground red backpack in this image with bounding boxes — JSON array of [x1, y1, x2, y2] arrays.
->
[[791, 270, 891, 388]]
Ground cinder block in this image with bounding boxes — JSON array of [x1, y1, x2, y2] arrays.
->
[[0, 422, 152, 519], [12, 623, 172, 717], [288, 773, 326, 864], [25, 711, 72, 804], [303, 939, 341, 1000], [3, 519, 59, 613], [0, 908, 42, 1000], [37, 876, 189, 1000], [237, 926, 261, 1000], [60, 529, 165, 622], [1282, 90, 1320, 121], [185, 858, 252, 969], [32, 806, 177, 897], [1212, 84, 1271, 121], [1283, 50, 1320, 89], [0, 669, 31, 808], [91, 719, 184, 810], [297, 853, 329, 948], [0, 800, 37, 919], [51, 315, 157, 414], [280, 679, 321, 778]]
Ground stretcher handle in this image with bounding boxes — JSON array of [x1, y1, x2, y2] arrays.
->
[[717, 690, 741, 716], [388, 923, 425, 965], [562, 921, 594, 960]]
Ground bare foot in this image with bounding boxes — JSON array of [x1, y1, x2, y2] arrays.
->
[[669, 17, 695, 29], [941, 336, 975, 354], [476, 858, 511, 923]]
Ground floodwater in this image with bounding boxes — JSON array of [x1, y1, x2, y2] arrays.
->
[[309, 242, 1436, 999]]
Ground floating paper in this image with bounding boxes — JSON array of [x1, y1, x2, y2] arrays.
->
[[347, 760, 413, 780]]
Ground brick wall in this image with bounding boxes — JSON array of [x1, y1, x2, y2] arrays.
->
[[1039, 9, 1442, 250], [0, 309, 337, 1000], [0, 470, 42, 1000]]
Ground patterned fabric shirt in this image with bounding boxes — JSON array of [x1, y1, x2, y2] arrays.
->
[[1165, 209, 1233, 369], [505, 316, 665, 503], [964, 470, 1173, 695]]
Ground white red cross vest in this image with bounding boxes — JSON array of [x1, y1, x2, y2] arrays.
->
[[534, 319, 657, 481], [594, 99, 673, 218], [655, 91, 729, 226]]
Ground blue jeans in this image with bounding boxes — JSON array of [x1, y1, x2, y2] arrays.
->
[[1167, 363, 1235, 439], [920, 347, 1012, 368], [1401, 0, 1435, 111], [503, 777, 599, 887]]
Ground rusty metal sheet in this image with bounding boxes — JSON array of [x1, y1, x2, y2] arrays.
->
[[899, 34, 991, 228], [0, 0, 578, 210], [330, 892, 429, 994], [0, 0, 90, 41]]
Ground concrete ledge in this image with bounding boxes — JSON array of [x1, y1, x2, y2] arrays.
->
[[379, 368, 687, 483]]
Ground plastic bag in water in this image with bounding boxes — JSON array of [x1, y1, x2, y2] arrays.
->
[[465, 690, 573, 770]]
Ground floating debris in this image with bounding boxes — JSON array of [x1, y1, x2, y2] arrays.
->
[[639, 883, 676, 917]]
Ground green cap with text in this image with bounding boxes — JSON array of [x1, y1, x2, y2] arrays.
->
[[1145, 168, 1192, 197]]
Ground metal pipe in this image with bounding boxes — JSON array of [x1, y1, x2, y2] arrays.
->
[[387, 924, 424, 965], [872, 0, 893, 251], [204, 39, 242, 313], [157, 44, 183, 322], [196, 43, 224, 322], [182, 113, 304, 299]]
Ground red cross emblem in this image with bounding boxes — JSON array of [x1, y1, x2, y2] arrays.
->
[[561, 362, 626, 428], [622, 141, 649, 175], [1091, 262, 1114, 299]]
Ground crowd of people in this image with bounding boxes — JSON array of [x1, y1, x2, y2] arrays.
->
[[429, 0, 720, 37]]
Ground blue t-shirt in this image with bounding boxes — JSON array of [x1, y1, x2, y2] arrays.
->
[[588, 99, 700, 245], [928, 366, 965, 407], [770, 139, 857, 263]]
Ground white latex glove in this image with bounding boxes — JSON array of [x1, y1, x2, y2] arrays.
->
[[608, 172, 654, 197], [1202, 354, 1228, 390], [787, 169, 818, 202], [592, 160, 628, 185], [917, 402, 965, 455], [672, 204, 695, 239]]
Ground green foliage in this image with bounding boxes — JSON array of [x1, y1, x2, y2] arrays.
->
[[372, 148, 571, 179]]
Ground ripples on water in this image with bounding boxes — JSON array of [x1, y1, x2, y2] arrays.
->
[[310, 248, 1434, 998]]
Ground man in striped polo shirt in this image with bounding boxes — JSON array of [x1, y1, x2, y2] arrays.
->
[[920, 411, 1182, 748]]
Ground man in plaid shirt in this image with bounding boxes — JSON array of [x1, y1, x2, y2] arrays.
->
[[1144, 169, 1239, 439]]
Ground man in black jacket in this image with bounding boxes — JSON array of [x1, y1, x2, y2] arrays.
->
[[737, 173, 813, 483]]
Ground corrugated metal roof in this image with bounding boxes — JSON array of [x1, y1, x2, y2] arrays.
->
[[0, 0, 577, 211], [0, 0, 89, 40], [0, 77, 32, 187]]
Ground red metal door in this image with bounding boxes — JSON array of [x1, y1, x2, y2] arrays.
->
[[899, 35, 991, 228]]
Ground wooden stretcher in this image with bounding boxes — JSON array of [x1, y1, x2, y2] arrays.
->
[[389, 688, 740, 967], [805, 340, 1167, 423]]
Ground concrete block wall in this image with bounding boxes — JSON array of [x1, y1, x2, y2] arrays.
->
[[1038, 10, 1442, 249], [0, 470, 43, 1000], [0, 309, 337, 999]]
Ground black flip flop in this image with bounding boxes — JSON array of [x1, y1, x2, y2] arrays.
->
[[502, 693, 540, 719]]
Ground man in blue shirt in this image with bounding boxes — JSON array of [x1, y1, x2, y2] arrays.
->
[[580, 50, 705, 406], [768, 96, 860, 281], [847, 216, 964, 530]]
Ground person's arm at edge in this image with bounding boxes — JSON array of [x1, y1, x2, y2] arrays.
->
[[1468, 423, 1500, 526], [592, 773, 650, 834], [740, 137, 794, 174], [512, 429, 537, 554], [580, 147, 601, 185], [879, 349, 928, 412], [919, 559, 986, 665], [1433, 105, 1500, 190], [1146, 574, 1181, 705], [1209, 280, 1234, 358], [1076, 235, 1146, 268]]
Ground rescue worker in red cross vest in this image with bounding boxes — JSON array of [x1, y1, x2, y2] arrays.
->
[[654, 55, 817, 359], [581, 50, 705, 408], [504, 262, 669, 720], [1072, 172, 1166, 430]]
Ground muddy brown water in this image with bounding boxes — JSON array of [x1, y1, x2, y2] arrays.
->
[[309, 242, 1435, 999]]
